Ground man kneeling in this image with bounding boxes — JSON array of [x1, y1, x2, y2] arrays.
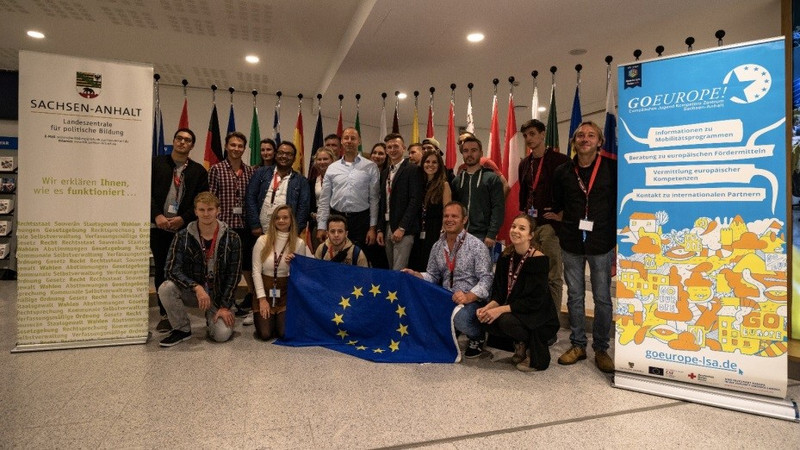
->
[[314, 214, 369, 267], [159, 192, 242, 347]]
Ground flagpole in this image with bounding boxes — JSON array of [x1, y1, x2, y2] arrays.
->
[[685, 36, 694, 51], [466, 82, 474, 134], [355, 93, 362, 154], [716, 29, 725, 46], [531, 70, 539, 121], [275, 90, 282, 143], [656, 45, 665, 57], [337, 94, 344, 138], [249, 89, 261, 166], [427, 87, 435, 139], [445, 83, 456, 170], [412, 90, 419, 143], [153, 74, 161, 157]]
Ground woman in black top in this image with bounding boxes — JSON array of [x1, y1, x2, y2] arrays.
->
[[477, 213, 560, 371], [408, 150, 451, 271]]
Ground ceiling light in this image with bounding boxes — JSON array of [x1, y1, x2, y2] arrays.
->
[[538, 106, 547, 112], [397, 92, 407, 100], [245, 55, 259, 64], [27, 30, 45, 39], [467, 33, 484, 43]]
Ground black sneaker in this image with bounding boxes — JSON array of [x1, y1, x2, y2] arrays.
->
[[235, 293, 253, 317], [464, 339, 484, 358], [156, 316, 172, 333], [159, 329, 191, 347]]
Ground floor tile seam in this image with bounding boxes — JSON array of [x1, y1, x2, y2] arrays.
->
[[371, 401, 687, 449]]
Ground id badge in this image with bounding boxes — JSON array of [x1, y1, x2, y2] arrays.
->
[[232, 206, 243, 215], [270, 288, 281, 298], [384, 212, 390, 220], [527, 207, 537, 218], [167, 203, 178, 214], [419, 231, 426, 239], [579, 219, 594, 232]]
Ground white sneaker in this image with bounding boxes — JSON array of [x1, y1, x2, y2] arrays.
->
[[243, 311, 254, 326]]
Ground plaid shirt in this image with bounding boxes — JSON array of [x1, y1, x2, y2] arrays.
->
[[208, 159, 255, 229]]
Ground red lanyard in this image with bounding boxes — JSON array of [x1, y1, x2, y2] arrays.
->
[[200, 225, 220, 264], [507, 247, 533, 297], [443, 232, 466, 287], [574, 154, 602, 219], [270, 172, 284, 204], [173, 162, 187, 188], [530, 156, 544, 192], [273, 241, 289, 280]]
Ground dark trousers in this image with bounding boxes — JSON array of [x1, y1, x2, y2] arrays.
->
[[331, 208, 387, 268], [150, 228, 177, 317], [486, 313, 556, 370]]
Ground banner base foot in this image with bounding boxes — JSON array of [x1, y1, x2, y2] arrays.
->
[[613, 372, 799, 422], [11, 336, 147, 353]]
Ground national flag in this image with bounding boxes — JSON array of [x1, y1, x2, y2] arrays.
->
[[392, 99, 399, 134], [487, 94, 501, 169], [465, 95, 474, 134], [293, 106, 304, 175], [312, 108, 324, 158], [531, 84, 540, 121], [498, 92, 523, 242], [224, 103, 235, 160], [202, 104, 223, 169], [178, 97, 189, 129], [567, 84, 582, 158], [411, 97, 419, 143], [273, 101, 282, 144], [426, 102, 434, 139], [249, 104, 261, 166], [600, 74, 618, 160], [152, 105, 165, 157], [275, 256, 460, 363], [544, 84, 559, 152], [379, 99, 387, 142], [445, 98, 456, 169], [355, 108, 362, 154], [336, 106, 343, 138]]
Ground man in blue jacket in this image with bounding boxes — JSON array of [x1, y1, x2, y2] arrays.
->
[[245, 141, 310, 236], [159, 192, 242, 347]]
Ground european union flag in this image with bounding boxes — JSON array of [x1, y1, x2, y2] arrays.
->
[[275, 256, 460, 363]]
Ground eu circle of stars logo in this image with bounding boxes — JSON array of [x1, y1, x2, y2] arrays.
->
[[331, 284, 409, 354]]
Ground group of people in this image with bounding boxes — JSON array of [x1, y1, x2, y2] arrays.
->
[[149, 118, 616, 374]]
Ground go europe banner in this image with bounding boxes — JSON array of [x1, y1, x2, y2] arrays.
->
[[615, 38, 787, 398]]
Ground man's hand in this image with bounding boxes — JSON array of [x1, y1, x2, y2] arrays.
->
[[213, 307, 235, 327], [155, 214, 170, 230], [484, 237, 496, 249], [392, 228, 405, 243], [316, 229, 327, 242], [542, 211, 562, 221], [401, 268, 422, 279], [167, 216, 185, 231], [251, 227, 264, 237], [452, 290, 476, 305], [195, 286, 211, 311], [365, 227, 377, 245], [376, 230, 385, 246]]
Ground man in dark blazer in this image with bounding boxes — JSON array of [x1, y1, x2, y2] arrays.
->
[[377, 133, 423, 270]]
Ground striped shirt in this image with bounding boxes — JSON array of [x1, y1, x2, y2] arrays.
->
[[208, 159, 255, 229]]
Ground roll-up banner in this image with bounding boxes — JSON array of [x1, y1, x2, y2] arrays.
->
[[14, 51, 152, 351], [614, 37, 798, 421]]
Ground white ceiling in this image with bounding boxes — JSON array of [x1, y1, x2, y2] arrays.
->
[[0, 0, 783, 135]]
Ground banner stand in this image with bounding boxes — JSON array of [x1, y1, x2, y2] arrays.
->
[[614, 372, 799, 422], [11, 336, 147, 353]]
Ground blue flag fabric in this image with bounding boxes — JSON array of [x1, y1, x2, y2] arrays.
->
[[311, 109, 324, 158], [225, 104, 236, 160], [600, 80, 617, 160], [273, 107, 282, 144], [275, 256, 460, 363], [152, 107, 166, 157], [567, 85, 582, 158]]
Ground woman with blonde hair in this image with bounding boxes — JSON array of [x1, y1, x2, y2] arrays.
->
[[476, 213, 560, 371], [308, 147, 337, 249], [251, 204, 311, 340]]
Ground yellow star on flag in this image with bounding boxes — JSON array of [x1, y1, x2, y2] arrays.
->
[[389, 340, 400, 352], [332, 313, 344, 325], [397, 323, 409, 336], [352, 286, 363, 299], [339, 297, 351, 309], [337, 329, 348, 339], [386, 291, 398, 303], [369, 284, 381, 296], [347, 340, 358, 345], [356, 345, 367, 350], [395, 305, 406, 318], [373, 348, 385, 353]]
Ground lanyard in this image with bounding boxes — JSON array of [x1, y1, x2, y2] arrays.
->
[[200, 225, 220, 279], [273, 241, 289, 281], [574, 154, 602, 219], [270, 172, 286, 205], [443, 232, 466, 288], [527, 156, 544, 209], [172, 162, 187, 189], [507, 247, 533, 297]]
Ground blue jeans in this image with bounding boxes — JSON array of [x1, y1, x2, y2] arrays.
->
[[561, 248, 614, 351], [453, 301, 485, 341]]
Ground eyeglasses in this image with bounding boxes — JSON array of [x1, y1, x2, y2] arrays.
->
[[276, 151, 295, 157], [174, 136, 193, 143]]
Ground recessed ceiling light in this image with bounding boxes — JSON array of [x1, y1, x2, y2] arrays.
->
[[467, 33, 484, 43], [569, 48, 587, 56], [27, 30, 45, 39], [397, 92, 407, 100], [245, 55, 259, 64], [538, 106, 547, 112]]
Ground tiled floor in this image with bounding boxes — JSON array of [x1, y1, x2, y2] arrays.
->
[[1, 280, 798, 449]]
